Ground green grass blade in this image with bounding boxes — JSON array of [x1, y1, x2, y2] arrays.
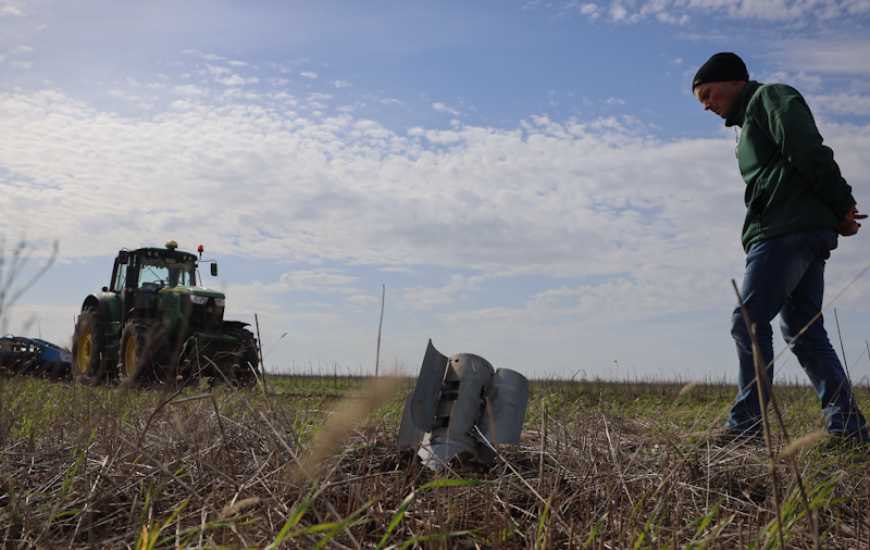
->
[[266, 495, 313, 550], [136, 498, 189, 550], [313, 501, 372, 550], [395, 530, 476, 549], [376, 478, 481, 550], [534, 498, 551, 550]]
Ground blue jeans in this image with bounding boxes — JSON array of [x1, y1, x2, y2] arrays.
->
[[728, 229, 868, 439]]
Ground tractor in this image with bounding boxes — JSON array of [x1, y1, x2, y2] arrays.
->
[[72, 241, 259, 386]]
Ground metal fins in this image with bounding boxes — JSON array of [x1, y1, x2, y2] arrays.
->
[[408, 339, 448, 432], [480, 368, 529, 444], [397, 392, 425, 449], [398, 340, 529, 470]]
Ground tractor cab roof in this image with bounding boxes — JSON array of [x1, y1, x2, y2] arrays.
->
[[124, 247, 198, 263]]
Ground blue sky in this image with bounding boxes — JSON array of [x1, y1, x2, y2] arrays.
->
[[3, 0, 870, 381]]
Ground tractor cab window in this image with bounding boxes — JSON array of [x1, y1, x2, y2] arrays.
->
[[112, 262, 127, 292], [138, 258, 196, 289]]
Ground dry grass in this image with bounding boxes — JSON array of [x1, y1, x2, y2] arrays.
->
[[1, 374, 869, 548]]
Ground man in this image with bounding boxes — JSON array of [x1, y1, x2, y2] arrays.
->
[[692, 52, 869, 443]]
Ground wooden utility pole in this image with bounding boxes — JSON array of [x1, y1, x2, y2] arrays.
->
[[375, 284, 385, 377], [254, 313, 269, 394]]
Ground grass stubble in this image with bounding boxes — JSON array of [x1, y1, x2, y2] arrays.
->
[[0, 371, 869, 549]]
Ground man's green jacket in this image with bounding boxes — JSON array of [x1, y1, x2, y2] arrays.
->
[[725, 80, 855, 251]]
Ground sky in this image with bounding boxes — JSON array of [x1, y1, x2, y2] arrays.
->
[[3, 0, 870, 382]]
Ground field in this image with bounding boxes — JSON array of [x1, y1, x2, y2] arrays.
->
[[1, 373, 869, 549]]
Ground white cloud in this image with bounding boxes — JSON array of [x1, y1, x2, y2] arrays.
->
[[333, 80, 352, 89], [107, 88, 155, 110], [169, 98, 197, 110], [221, 88, 260, 101], [760, 70, 824, 93], [183, 49, 225, 62], [206, 64, 232, 77], [432, 101, 461, 116], [279, 270, 358, 292], [609, 1, 631, 21], [173, 84, 208, 97], [402, 274, 489, 310], [574, 0, 870, 24], [200, 64, 259, 86], [580, 3, 601, 18], [778, 39, 870, 76], [420, 129, 463, 144], [654, 10, 689, 24], [300, 71, 319, 80], [810, 93, 870, 117], [308, 92, 333, 102], [0, 1, 25, 16], [219, 74, 258, 87]]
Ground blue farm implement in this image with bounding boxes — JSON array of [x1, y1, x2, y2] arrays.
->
[[0, 335, 72, 378]]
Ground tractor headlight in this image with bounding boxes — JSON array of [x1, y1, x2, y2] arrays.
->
[[190, 295, 209, 305], [215, 298, 225, 307]]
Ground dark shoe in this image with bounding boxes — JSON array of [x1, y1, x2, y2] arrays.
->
[[709, 426, 764, 447]]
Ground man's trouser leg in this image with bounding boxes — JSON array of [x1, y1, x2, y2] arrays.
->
[[779, 234, 869, 440], [727, 232, 824, 435]]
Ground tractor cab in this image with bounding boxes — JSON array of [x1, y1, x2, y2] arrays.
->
[[111, 241, 206, 293], [108, 241, 211, 326]]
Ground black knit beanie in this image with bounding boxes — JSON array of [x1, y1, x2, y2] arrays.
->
[[692, 52, 749, 91]]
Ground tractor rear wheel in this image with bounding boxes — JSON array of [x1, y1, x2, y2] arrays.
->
[[119, 320, 155, 386], [221, 326, 260, 388], [72, 307, 105, 383], [235, 331, 260, 388]]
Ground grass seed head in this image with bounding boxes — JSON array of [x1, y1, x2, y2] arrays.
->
[[778, 430, 829, 460], [295, 376, 404, 480]]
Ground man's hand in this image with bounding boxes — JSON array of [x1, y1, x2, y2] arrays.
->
[[837, 206, 868, 236]]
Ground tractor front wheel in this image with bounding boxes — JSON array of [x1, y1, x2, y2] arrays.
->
[[119, 320, 155, 386], [72, 307, 104, 383]]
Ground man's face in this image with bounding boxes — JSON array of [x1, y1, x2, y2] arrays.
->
[[694, 81, 745, 119]]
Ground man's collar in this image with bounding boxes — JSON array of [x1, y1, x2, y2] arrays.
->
[[725, 81, 761, 128]]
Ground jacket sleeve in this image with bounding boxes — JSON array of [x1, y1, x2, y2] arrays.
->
[[756, 84, 855, 220]]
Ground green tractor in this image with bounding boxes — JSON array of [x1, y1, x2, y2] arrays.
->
[[72, 241, 259, 386]]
